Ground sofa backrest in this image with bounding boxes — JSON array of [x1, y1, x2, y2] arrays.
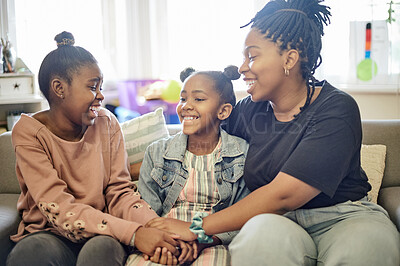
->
[[1, 121, 398, 193], [0, 131, 20, 194], [362, 120, 400, 188]]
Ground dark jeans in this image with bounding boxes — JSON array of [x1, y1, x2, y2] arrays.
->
[[7, 231, 128, 266]]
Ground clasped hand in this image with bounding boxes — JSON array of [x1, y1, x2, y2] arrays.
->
[[142, 217, 199, 265]]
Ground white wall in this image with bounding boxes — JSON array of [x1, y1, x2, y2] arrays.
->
[[349, 92, 400, 120]]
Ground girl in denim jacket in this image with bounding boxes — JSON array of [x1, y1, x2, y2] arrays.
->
[[126, 66, 249, 266]]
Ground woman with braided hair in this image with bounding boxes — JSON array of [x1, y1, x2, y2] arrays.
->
[[146, 0, 400, 265]]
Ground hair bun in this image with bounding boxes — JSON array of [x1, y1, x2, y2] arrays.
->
[[55, 31, 75, 47], [223, 65, 240, 81], [180, 67, 196, 82]]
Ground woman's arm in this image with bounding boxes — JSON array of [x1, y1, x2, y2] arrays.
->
[[146, 172, 320, 241], [203, 172, 320, 235]]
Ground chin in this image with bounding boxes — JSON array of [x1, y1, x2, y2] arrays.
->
[[182, 127, 195, 136], [250, 94, 262, 102]]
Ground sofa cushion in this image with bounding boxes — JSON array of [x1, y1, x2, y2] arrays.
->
[[360, 144, 386, 204], [120, 108, 169, 180], [0, 193, 20, 264], [0, 132, 20, 194]]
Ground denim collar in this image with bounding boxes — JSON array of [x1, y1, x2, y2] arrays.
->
[[163, 128, 245, 162]]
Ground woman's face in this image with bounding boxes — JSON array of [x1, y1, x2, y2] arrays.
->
[[239, 29, 286, 102], [62, 63, 104, 127]]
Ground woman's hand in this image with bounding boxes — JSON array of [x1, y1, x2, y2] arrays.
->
[[134, 226, 180, 257], [177, 240, 198, 263], [146, 217, 197, 242]]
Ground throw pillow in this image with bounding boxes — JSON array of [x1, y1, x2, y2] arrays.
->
[[120, 108, 169, 180], [360, 144, 387, 204]]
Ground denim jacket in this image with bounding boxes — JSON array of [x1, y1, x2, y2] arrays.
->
[[138, 128, 250, 245]]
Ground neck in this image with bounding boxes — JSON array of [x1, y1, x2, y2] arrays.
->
[[187, 132, 220, 156], [46, 111, 86, 141], [271, 81, 308, 122]]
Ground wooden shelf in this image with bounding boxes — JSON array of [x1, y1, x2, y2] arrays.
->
[[0, 95, 43, 105]]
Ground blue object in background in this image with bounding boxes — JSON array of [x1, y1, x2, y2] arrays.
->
[[114, 106, 141, 123]]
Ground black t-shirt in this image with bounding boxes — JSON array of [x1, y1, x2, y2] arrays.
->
[[222, 81, 371, 209]]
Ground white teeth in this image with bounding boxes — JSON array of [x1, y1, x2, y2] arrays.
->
[[246, 80, 256, 86], [90, 106, 101, 112], [183, 116, 197, 120]]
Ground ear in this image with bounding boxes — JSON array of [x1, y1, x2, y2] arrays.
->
[[217, 103, 233, 121], [50, 78, 65, 99], [284, 49, 300, 70]]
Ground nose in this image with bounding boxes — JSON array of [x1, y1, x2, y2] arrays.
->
[[181, 101, 193, 110], [96, 90, 105, 102], [239, 59, 249, 75]]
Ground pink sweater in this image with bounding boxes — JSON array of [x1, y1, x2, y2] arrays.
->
[[11, 109, 158, 245]]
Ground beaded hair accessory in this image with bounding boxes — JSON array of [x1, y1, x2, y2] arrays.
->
[[275, 9, 307, 16], [57, 38, 75, 47]]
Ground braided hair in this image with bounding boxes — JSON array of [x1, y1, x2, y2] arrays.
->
[[180, 65, 240, 107], [242, 0, 331, 112], [38, 31, 98, 102]]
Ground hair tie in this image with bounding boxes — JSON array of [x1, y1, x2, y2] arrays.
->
[[57, 38, 75, 47], [275, 9, 307, 17]]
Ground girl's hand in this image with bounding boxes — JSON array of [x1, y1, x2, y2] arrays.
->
[[144, 247, 178, 265], [146, 217, 197, 242], [145, 240, 198, 265], [134, 226, 180, 257]]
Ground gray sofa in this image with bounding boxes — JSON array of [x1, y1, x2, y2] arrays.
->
[[1, 121, 399, 265]]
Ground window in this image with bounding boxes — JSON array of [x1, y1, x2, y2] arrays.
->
[[316, 0, 400, 91], [4, 0, 400, 92]]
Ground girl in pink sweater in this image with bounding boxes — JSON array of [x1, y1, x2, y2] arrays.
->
[[7, 31, 186, 266]]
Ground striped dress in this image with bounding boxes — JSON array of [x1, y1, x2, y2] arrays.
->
[[126, 139, 230, 266]]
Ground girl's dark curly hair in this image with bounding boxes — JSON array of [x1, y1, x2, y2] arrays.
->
[[180, 65, 240, 107], [242, 0, 331, 113], [38, 31, 98, 102]]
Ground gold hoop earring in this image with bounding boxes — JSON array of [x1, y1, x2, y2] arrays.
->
[[284, 68, 290, 77]]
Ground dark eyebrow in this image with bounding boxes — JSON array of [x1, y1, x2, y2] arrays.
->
[[191, 89, 207, 94], [88, 77, 102, 83], [244, 45, 260, 53]]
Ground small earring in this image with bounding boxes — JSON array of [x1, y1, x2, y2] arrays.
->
[[60, 94, 64, 99], [284, 68, 290, 77]]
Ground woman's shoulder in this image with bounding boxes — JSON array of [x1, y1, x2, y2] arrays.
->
[[316, 81, 360, 115], [12, 113, 48, 146]]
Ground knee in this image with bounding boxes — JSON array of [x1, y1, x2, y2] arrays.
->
[[229, 214, 317, 265], [77, 235, 126, 266], [320, 215, 400, 266], [229, 214, 316, 258], [232, 213, 310, 245], [7, 232, 75, 266]]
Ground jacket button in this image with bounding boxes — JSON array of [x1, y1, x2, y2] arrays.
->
[[162, 175, 167, 181], [217, 177, 222, 184]]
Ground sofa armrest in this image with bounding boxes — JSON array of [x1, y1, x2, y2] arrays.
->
[[0, 194, 21, 263], [377, 187, 400, 231]]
